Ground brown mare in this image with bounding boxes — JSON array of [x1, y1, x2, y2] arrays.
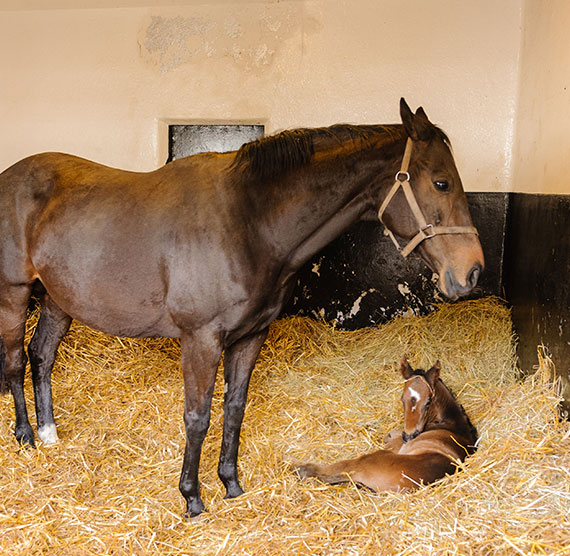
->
[[296, 359, 478, 492], [0, 99, 484, 517]]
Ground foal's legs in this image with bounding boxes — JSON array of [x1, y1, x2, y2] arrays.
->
[[178, 330, 223, 518], [0, 284, 34, 446], [28, 294, 71, 444], [218, 328, 268, 499]]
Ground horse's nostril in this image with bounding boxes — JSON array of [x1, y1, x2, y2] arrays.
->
[[467, 264, 481, 289]]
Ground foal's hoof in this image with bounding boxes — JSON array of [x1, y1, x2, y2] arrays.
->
[[294, 463, 317, 479]]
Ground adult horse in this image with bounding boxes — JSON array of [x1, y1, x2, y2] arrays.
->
[[0, 99, 483, 517]]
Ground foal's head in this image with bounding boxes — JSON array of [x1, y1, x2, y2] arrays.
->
[[399, 357, 441, 442]]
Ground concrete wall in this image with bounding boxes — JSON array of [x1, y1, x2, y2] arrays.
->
[[0, 0, 521, 194], [513, 1, 570, 194]]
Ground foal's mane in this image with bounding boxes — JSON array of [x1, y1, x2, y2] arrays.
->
[[230, 124, 401, 181]]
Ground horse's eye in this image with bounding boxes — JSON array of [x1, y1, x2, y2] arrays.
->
[[434, 180, 450, 192]]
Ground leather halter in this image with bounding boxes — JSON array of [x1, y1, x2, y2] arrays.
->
[[377, 138, 479, 258]]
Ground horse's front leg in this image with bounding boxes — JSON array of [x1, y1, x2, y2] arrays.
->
[[178, 331, 222, 518], [218, 328, 268, 499]]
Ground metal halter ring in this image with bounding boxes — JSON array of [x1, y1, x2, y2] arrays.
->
[[395, 171, 410, 182], [421, 224, 435, 239]]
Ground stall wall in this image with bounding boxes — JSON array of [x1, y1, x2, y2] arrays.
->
[[0, 0, 520, 194], [513, 1, 570, 194], [506, 1, 570, 410]]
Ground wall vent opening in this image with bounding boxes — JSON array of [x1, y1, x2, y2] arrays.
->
[[168, 124, 264, 161]]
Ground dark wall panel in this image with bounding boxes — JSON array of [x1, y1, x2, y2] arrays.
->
[[284, 193, 508, 328], [504, 194, 570, 413]]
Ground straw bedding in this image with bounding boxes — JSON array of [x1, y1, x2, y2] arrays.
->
[[0, 297, 568, 555]]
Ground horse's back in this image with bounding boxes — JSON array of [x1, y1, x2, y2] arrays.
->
[[397, 429, 472, 462], [0, 151, 256, 338]]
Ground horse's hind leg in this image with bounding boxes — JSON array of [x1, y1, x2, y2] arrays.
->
[[28, 294, 71, 444], [0, 284, 34, 446], [295, 460, 353, 486]]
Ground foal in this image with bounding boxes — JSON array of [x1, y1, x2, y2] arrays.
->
[[296, 358, 478, 492]]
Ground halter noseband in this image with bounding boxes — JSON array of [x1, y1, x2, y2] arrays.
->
[[377, 137, 478, 258]]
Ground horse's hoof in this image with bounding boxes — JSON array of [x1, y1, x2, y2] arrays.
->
[[38, 424, 59, 445], [15, 426, 35, 448], [294, 463, 316, 479], [184, 497, 206, 519], [223, 483, 244, 500]]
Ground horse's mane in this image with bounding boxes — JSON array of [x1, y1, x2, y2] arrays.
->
[[230, 124, 402, 181], [231, 123, 452, 182], [436, 378, 479, 448]]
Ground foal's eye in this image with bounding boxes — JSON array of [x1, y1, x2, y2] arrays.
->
[[434, 180, 450, 192]]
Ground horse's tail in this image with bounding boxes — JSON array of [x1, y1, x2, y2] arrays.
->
[[0, 336, 8, 395]]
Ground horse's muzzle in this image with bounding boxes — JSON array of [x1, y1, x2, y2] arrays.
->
[[402, 430, 420, 443], [444, 262, 483, 300]]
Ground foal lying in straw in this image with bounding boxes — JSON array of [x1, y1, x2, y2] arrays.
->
[[296, 358, 478, 492]]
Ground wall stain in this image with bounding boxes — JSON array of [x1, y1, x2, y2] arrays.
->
[[138, 7, 320, 74]]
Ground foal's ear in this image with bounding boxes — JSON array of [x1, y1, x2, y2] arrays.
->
[[426, 360, 441, 385], [400, 357, 414, 379], [400, 98, 434, 142]]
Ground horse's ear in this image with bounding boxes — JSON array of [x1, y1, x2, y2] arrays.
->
[[400, 98, 434, 142], [400, 357, 414, 380], [426, 360, 441, 385], [400, 98, 416, 140]]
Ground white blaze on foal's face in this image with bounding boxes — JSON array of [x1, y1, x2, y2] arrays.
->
[[408, 386, 421, 411]]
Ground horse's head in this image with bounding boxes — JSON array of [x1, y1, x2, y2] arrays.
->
[[399, 358, 441, 442], [378, 99, 485, 300]]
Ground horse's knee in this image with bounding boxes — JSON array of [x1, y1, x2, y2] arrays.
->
[[183, 409, 210, 439]]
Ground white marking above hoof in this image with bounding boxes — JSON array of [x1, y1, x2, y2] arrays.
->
[[38, 424, 59, 444]]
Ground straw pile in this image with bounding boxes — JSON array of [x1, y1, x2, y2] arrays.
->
[[0, 297, 568, 555]]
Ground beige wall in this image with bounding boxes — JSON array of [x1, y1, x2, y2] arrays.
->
[[513, 1, 570, 194], [0, 0, 527, 193]]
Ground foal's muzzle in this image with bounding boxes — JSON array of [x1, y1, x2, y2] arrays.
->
[[402, 430, 420, 443]]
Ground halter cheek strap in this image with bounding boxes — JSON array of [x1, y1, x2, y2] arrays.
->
[[377, 138, 479, 258]]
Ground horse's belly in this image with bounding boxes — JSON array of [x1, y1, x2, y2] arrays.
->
[[39, 273, 178, 338], [32, 248, 179, 338]]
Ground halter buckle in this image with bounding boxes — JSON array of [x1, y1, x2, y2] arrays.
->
[[421, 224, 435, 239]]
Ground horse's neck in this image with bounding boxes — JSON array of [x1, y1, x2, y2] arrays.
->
[[430, 384, 475, 441], [253, 134, 405, 273]]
